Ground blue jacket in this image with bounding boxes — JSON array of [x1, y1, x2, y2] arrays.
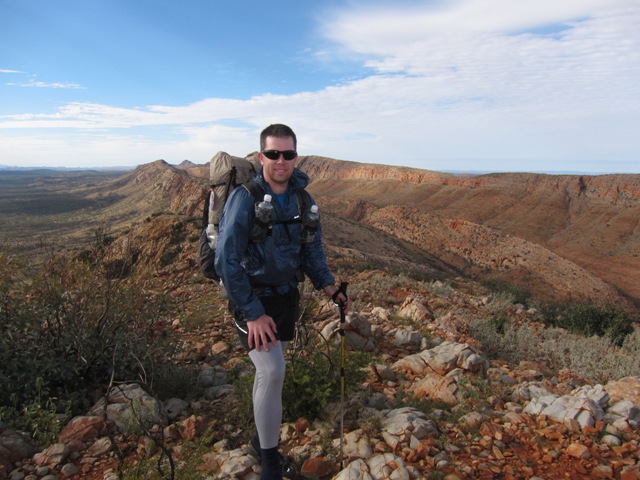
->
[[215, 167, 335, 321]]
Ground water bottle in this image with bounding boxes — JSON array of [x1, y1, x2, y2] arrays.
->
[[307, 205, 320, 227], [207, 190, 215, 225], [206, 191, 217, 249], [206, 223, 217, 249], [255, 194, 274, 224], [301, 204, 320, 243]]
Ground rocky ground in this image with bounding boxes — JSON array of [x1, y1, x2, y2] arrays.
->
[[2, 268, 640, 480]]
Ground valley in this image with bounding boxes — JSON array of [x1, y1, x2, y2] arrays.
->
[[1, 157, 638, 314]]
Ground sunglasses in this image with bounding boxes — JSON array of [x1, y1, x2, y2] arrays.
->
[[261, 150, 297, 161]]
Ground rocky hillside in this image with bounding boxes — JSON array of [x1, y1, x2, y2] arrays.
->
[[295, 156, 640, 309], [3, 212, 640, 479], [98, 160, 207, 219], [6, 155, 636, 309], [2, 183, 640, 480], [18, 153, 629, 311], [75, 156, 638, 311]]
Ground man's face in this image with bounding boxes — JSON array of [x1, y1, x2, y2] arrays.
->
[[259, 135, 297, 192]]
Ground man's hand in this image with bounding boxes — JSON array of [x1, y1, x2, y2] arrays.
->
[[324, 284, 350, 314], [247, 314, 278, 351]]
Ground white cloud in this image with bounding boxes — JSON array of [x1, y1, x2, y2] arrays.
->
[[1, 0, 639, 173], [7, 79, 83, 89]]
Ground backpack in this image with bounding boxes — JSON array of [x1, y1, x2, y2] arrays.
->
[[197, 151, 315, 282], [198, 151, 260, 281]]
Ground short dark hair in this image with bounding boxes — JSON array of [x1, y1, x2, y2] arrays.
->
[[260, 124, 297, 151]]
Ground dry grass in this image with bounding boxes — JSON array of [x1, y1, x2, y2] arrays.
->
[[469, 316, 640, 384]]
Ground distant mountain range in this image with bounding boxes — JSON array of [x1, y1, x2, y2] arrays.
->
[[0, 164, 134, 172], [0, 162, 613, 176], [2, 156, 638, 312]]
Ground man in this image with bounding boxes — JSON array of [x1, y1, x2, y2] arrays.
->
[[215, 124, 349, 480]]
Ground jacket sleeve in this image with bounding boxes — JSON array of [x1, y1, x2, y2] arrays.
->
[[214, 188, 265, 321]]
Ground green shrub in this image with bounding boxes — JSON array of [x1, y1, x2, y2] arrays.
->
[[284, 344, 370, 422], [283, 348, 336, 421], [425, 280, 454, 298], [0, 377, 71, 449], [150, 362, 202, 402], [160, 245, 182, 266], [232, 339, 370, 428], [540, 302, 634, 345], [482, 279, 531, 307], [0, 250, 184, 433]]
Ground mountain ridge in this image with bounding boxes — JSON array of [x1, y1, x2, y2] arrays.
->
[[2, 156, 637, 311], [3, 158, 640, 479], [148, 156, 639, 310], [291, 156, 639, 307]]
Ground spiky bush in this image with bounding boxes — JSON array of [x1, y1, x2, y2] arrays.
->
[[0, 248, 184, 429]]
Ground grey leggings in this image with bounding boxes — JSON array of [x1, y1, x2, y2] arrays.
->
[[249, 341, 289, 449]]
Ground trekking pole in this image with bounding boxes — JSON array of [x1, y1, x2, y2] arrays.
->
[[333, 281, 349, 469]]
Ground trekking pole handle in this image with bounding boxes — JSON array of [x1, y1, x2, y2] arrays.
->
[[331, 282, 349, 314]]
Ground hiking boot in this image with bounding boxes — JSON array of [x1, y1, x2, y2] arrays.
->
[[260, 447, 282, 480], [248, 435, 296, 479]]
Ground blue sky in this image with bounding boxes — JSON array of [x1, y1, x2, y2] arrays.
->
[[1, 0, 639, 174]]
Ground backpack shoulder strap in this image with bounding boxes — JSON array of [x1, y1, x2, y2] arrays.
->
[[242, 179, 265, 201], [296, 189, 311, 216]]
